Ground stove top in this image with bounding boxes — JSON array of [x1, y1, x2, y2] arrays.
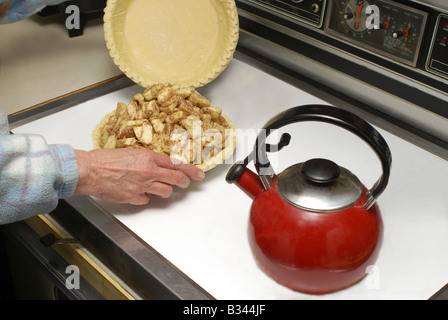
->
[[7, 0, 448, 301], [11, 56, 448, 299]]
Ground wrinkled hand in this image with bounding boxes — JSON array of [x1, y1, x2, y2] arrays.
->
[[74, 148, 205, 205], [0, 1, 12, 15]]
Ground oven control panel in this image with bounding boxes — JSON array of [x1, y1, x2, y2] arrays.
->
[[245, 0, 327, 27], [426, 14, 448, 79], [325, 0, 428, 67], [237, 0, 448, 84]]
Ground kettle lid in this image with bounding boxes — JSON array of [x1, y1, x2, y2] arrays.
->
[[276, 158, 363, 213]]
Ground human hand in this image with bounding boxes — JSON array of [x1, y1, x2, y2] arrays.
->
[[0, 1, 12, 15], [74, 148, 205, 205]]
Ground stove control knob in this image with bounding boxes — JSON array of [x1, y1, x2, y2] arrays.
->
[[392, 31, 404, 38], [393, 25, 411, 39]]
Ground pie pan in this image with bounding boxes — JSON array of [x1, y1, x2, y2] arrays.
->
[[103, 0, 239, 88]]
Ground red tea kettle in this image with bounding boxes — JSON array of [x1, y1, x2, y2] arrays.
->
[[226, 105, 392, 294]]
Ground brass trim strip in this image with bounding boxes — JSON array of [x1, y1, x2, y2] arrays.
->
[[25, 214, 140, 300]]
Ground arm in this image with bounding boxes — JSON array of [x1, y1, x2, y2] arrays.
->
[[0, 1, 11, 15], [0, 134, 78, 224], [0, 0, 66, 24], [0, 134, 205, 224]]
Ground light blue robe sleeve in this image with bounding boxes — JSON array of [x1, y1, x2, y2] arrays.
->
[[0, 112, 79, 224], [0, 0, 66, 24]]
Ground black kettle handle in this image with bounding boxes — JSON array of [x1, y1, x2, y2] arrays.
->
[[237, 105, 391, 209]]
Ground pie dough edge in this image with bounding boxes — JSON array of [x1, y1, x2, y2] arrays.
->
[[103, 0, 239, 89]]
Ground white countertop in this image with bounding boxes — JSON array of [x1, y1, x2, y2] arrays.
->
[[12, 57, 448, 300]]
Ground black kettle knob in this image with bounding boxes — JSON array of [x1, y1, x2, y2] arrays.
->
[[301, 158, 341, 184]]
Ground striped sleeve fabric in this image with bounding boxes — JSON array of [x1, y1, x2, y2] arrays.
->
[[0, 0, 66, 24], [0, 134, 79, 224]]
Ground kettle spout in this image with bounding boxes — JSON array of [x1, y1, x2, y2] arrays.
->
[[226, 163, 265, 199]]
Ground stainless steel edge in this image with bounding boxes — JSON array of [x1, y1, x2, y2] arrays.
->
[[8, 76, 135, 130], [412, 0, 448, 11], [51, 195, 214, 300]]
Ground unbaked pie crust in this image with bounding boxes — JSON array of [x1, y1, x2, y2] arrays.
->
[[103, 0, 239, 88]]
